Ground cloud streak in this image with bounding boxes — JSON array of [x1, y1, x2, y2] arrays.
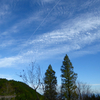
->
[[0, 74, 13, 80], [1, 11, 100, 68], [0, 0, 100, 68]]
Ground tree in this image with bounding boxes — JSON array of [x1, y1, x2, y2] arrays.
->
[[76, 81, 92, 100], [44, 64, 57, 100], [19, 62, 42, 100], [61, 54, 78, 100]]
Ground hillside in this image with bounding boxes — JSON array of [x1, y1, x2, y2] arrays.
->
[[0, 78, 43, 100]]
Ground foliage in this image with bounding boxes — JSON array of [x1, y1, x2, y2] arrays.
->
[[61, 54, 78, 100], [0, 78, 43, 100], [81, 94, 100, 100], [44, 65, 57, 100]]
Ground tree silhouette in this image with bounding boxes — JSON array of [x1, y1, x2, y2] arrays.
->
[[61, 54, 77, 100], [44, 65, 57, 100]]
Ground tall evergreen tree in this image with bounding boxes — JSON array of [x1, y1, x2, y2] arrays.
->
[[61, 54, 78, 100], [44, 65, 57, 100]]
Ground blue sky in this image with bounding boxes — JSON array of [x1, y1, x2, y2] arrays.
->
[[0, 0, 100, 93]]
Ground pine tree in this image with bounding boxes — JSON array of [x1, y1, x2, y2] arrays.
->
[[44, 65, 57, 100], [61, 54, 78, 100]]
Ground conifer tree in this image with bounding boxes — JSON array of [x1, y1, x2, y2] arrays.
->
[[44, 65, 57, 100], [61, 54, 77, 100]]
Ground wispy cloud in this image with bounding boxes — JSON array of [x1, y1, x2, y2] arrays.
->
[[90, 84, 100, 86], [69, 44, 100, 58], [40, 0, 57, 4], [0, 0, 100, 68], [0, 40, 15, 48], [0, 56, 21, 67], [1, 12, 42, 35], [0, 4, 11, 24], [0, 74, 13, 80], [22, 12, 100, 57], [0, 11, 44, 50], [0, 4, 10, 16], [27, 12, 100, 48]]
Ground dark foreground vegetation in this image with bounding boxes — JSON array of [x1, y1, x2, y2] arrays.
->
[[0, 78, 43, 100], [0, 54, 100, 100]]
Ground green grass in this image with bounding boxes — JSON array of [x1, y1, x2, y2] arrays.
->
[[0, 78, 43, 100]]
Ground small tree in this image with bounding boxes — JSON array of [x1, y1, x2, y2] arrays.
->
[[61, 54, 78, 100], [44, 64, 57, 100], [76, 81, 92, 100], [19, 62, 42, 100]]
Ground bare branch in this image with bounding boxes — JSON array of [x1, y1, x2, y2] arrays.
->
[[18, 62, 44, 100]]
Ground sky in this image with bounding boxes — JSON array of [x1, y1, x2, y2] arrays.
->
[[0, 0, 100, 93]]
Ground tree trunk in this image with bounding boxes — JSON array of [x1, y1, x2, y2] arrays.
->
[[35, 89, 40, 100]]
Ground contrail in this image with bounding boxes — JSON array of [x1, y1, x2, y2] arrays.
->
[[18, 0, 61, 55]]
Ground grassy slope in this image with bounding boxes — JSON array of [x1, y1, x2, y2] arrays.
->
[[0, 78, 43, 100]]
